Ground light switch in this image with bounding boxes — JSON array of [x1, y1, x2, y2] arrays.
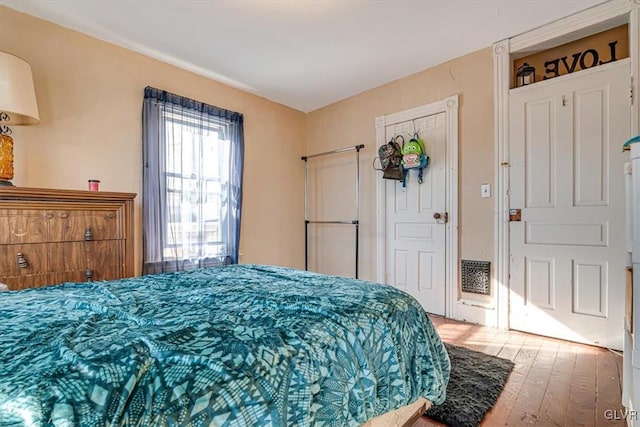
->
[[481, 184, 491, 198]]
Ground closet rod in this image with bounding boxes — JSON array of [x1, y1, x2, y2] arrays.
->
[[303, 144, 363, 279], [301, 144, 364, 161]]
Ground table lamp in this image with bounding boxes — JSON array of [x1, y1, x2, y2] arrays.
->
[[0, 52, 39, 186]]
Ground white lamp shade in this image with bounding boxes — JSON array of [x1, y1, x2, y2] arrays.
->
[[0, 52, 39, 125]]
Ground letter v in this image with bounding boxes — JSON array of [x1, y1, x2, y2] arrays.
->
[[561, 52, 581, 73]]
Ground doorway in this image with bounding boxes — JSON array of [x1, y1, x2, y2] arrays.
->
[[508, 61, 630, 349], [375, 96, 459, 317]]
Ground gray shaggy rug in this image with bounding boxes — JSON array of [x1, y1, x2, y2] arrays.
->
[[425, 343, 515, 427]]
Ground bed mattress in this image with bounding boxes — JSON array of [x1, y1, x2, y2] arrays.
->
[[0, 264, 449, 426]]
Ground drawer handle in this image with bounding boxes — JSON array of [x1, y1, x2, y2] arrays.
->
[[84, 269, 93, 282], [17, 252, 29, 269], [58, 211, 69, 219], [84, 226, 93, 241], [44, 212, 54, 219]]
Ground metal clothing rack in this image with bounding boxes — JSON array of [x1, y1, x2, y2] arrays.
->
[[302, 144, 364, 279]]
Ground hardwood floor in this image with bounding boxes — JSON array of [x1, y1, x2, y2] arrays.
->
[[414, 316, 626, 427]]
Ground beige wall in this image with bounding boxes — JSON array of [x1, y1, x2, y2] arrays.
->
[[1, 5, 495, 288], [0, 6, 307, 273], [306, 48, 495, 298]]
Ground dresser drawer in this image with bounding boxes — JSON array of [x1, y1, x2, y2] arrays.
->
[[49, 241, 124, 271], [49, 209, 123, 242], [3, 274, 55, 291], [0, 209, 50, 244], [0, 243, 48, 276], [56, 266, 124, 284], [2, 266, 126, 290], [0, 207, 124, 243]]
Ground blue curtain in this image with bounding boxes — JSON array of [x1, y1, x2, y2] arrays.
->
[[142, 86, 243, 274]]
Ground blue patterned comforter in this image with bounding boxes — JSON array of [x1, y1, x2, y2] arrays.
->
[[0, 264, 449, 426]]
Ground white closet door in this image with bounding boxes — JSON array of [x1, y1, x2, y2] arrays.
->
[[385, 112, 447, 315], [509, 62, 629, 349]]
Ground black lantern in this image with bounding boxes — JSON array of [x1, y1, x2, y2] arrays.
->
[[515, 63, 536, 87]]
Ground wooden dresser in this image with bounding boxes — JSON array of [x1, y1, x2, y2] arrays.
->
[[0, 187, 135, 290]]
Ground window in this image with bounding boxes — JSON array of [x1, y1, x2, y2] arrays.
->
[[142, 87, 243, 274], [163, 109, 229, 260]]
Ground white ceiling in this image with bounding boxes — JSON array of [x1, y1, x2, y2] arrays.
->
[[2, 0, 606, 112]]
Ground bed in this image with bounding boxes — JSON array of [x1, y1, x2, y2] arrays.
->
[[0, 264, 450, 426]]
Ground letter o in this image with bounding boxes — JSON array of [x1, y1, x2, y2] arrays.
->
[[580, 49, 599, 69]]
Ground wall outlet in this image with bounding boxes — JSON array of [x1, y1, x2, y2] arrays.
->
[[481, 184, 491, 198]]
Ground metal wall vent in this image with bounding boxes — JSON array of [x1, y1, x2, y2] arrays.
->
[[461, 260, 491, 295]]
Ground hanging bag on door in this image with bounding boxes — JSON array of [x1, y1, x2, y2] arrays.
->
[[376, 136, 404, 181], [401, 133, 429, 186]]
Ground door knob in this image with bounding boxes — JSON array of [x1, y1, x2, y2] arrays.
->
[[433, 212, 448, 223]]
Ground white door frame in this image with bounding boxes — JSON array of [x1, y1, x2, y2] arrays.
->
[[375, 95, 459, 318], [493, 0, 640, 329]]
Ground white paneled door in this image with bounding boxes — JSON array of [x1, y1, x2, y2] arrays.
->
[[386, 112, 447, 315], [509, 62, 630, 349]]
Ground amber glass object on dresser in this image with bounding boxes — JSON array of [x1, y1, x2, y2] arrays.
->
[[0, 187, 135, 290]]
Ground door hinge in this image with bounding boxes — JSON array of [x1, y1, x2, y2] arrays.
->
[[631, 77, 634, 105]]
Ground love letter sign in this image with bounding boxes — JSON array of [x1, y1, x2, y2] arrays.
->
[[543, 41, 619, 79], [512, 24, 629, 87]]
